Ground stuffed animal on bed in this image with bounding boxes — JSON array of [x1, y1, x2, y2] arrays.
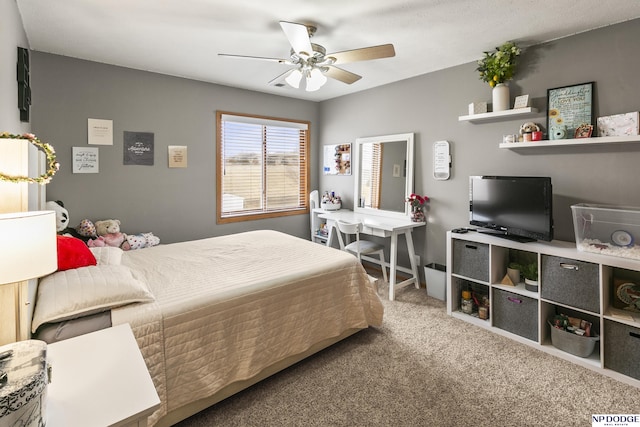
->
[[45, 200, 70, 233], [90, 219, 126, 248], [75, 218, 97, 239], [122, 232, 160, 251]]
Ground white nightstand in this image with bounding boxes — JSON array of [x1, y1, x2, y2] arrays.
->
[[46, 323, 161, 427]]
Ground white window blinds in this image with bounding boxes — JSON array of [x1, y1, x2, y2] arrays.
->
[[217, 112, 309, 222]]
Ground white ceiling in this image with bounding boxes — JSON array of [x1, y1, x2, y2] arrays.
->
[[16, 0, 640, 102]]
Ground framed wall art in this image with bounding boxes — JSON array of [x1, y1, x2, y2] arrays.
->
[[547, 82, 594, 140], [124, 131, 154, 165], [72, 146, 99, 173], [323, 143, 351, 175]]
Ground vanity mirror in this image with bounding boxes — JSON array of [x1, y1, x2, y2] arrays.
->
[[354, 132, 414, 218]]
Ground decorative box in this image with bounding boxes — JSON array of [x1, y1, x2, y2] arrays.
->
[[596, 112, 639, 137], [571, 203, 640, 261], [0, 340, 48, 427], [468, 102, 487, 115]]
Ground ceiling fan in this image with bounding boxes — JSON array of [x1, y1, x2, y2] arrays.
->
[[218, 21, 395, 92]]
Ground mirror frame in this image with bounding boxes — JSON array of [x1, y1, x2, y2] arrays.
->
[[353, 132, 415, 219]]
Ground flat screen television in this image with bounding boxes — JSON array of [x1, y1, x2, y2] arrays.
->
[[469, 176, 554, 242]]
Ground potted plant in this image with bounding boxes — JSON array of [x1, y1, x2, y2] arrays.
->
[[476, 41, 521, 112], [522, 262, 539, 291]]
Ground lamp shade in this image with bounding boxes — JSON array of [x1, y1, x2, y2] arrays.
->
[[0, 210, 57, 284], [305, 68, 327, 92]]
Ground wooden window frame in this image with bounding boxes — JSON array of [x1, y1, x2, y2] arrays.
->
[[216, 111, 310, 224]]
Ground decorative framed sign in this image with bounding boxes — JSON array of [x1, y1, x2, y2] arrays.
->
[[547, 82, 594, 140], [124, 131, 154, 165], [88, 118, 113, 145], [168, 145, 187, 168], [72, 147, 99, 173], [513, 94, 530, 109]]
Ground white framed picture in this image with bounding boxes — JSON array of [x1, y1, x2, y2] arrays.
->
[[72, 147, 99, 173], [88, 118, 113, 145]]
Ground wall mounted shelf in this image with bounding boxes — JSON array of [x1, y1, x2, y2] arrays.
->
[[499, 135, 640, 149], [458, 107, 540, 123]]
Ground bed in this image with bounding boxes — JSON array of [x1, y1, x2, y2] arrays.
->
[[31, 230, 384, 426]]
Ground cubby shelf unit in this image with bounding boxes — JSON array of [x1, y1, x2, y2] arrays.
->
[[446, 230, 640, 389]]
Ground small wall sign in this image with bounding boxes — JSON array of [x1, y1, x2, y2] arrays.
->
[[168, 145, 188, 168], [72, 147, 99, 173]]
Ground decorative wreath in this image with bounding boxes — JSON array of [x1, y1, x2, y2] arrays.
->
[[0, 132, 59, 184]]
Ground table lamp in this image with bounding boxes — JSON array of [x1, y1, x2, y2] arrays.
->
[[0, 211, 56, 426], [0, 210, 57, 285]]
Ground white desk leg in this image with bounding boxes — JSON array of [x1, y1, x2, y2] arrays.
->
[[389, 232, 398, 301], [405, 230, 420, 289], [325, 222, 335, 247]]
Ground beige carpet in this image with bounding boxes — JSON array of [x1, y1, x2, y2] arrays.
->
[[175, 275, 640, 427]]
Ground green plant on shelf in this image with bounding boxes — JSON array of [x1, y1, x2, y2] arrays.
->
[[508, 262, 522, 270], [521, 262, 538, 282]]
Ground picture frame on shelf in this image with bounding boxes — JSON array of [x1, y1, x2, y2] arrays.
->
[[547, 82, 594, 140], [574, 123, 593, 138], [514, 95, 530, 109], [612, 277, 640, 313]]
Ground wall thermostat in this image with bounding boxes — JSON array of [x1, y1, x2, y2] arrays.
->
[[433, 140, 451, 180]]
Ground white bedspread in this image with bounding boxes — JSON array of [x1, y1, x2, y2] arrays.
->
[[113, 230, 383, 425]]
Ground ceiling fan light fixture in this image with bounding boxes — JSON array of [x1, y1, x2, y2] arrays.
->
[[285, 69, 303, 88], [305, 67, 327, 92]]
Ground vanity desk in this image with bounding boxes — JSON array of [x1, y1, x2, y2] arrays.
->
[[325, 131, 424, 301], [319, 210, 424, 300]]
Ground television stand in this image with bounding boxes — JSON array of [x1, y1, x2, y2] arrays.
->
[[477, 230, 536, 243]]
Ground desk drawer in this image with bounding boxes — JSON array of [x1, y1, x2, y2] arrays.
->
[[361, 226, 389, 238]]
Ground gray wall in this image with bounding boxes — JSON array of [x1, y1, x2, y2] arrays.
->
[[1, 0, 30, 134], [320, 19, 640, 268], [29, 54, 320, 243]]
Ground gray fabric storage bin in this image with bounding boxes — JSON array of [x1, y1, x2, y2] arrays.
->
[[604, 319, 640, 380], [493, 289, 538, 341], [452, 239, 489, 282], [540, 255, 600, 313]]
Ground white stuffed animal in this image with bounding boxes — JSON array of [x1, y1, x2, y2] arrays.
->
[[122, 232, 160, 251]]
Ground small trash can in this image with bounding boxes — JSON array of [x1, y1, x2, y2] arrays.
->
[[424, 263, 446, 301]]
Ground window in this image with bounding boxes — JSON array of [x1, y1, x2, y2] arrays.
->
[[216, 111, 310, 223], [359, 142, 382, 209]]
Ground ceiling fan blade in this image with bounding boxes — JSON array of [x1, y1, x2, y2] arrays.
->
[[218, 53, 290, 64], [327, 44, 395, 65], [268, 69, 296, 86], [279, 21, 313, 56], [324, 66, 362, 85]]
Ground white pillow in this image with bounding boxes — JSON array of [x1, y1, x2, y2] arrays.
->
[[89, 246, 123, 265], [32, 264, 154, 332]]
